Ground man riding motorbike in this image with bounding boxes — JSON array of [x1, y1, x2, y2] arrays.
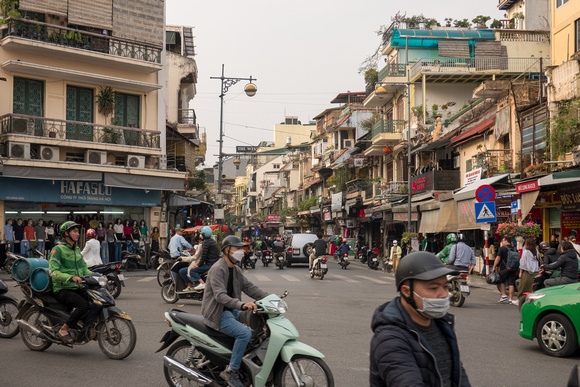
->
[[540, 240, 559, 266], [436, 233, 458, 264], [543, 241, 579, 287], [338, 238, 350, 263], [272, 236, 286, 266], [446, 235, 475, 274]]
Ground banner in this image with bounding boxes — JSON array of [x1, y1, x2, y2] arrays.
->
[[561, 211, 580, 238]]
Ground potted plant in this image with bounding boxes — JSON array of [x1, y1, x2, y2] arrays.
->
[[523, 163, 548, 178], [472, 15, 491, 29]]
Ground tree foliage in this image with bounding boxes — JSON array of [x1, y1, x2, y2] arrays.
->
[[187, 169, 207, 191], [546, 99, 580, 160]]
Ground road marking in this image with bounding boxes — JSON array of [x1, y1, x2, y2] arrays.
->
[[355, 275, 390, 284], [136, 277, 156, 282], [332, 274, 359, 283], [253, 274, 271, 282], [281, 274, 301, 282]]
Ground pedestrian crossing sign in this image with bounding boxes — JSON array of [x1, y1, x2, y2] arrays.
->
[[474, 201, 496, 223]]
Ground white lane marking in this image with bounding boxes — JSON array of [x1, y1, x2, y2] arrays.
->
[[332, 274, 359, 283], [253, 274, 272, 282], [136, 277, 156, 282], [280, 274, 301, 282], [355, 275, 390, 284]]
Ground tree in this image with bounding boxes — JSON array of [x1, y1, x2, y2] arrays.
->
[[187, 169, 207, 191], [472, 15, 491, 28], [490, 19, 503, 29], [364, 69, 378, 93], [453, 19, 471, 28]]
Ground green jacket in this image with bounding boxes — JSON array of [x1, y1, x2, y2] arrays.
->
[[436, 243, 456, 264], [49, 243, 92, 292]]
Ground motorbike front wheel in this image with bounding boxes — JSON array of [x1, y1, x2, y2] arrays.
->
[[164, 340, 207, 387], [250, 261, 256, 269], [0, 300, 19, 338], [20, 308, 52, 351], [98, 316, 137, 359], [449, 282, 465, 307], [161, 282, 179, 304], [106, 276, 122, 299], [275, 355, 334, 387]]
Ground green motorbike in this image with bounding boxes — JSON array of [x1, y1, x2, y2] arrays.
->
[[157, 292, 334, 387]]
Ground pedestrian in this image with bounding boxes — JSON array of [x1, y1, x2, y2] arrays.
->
[[34, 219, 46, 257], [517, 237, 540, 304], [81, 228, 102, 267], [390, 240, 402, 274], [45, 220, 55, 255], [4, 219, 14, 253], [139, 220, 149, 246], [113, 218, 124, 262], [131, 220, 140, 253], [370, 251, 471, 386], [151, 226, 160, 252], [13, 218, 24, 256], [492, 236, 518, 305], [123, 219, 132, 252], [570, 236, 580, 256], [106, 222, 116, 262], [97, 222, 108, 264], [550, 234, 559, 250], [23, 219, 35, 257]]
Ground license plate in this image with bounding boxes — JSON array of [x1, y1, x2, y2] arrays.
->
[[117, 274, 125, 281], [460, 285, 469, 293], [321, 263, 327, 269], [373, 258, 378, 261]]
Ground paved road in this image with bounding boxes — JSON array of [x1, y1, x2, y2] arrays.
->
[[1, 260, 579, 386]]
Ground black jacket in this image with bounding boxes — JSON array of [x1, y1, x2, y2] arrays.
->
[[370, 297, 470, 387], [542, 248, 560, 266], [545, 249, 579, 280], [199, 238, 220, 266]]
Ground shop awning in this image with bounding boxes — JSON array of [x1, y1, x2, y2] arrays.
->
[[2, 165, 101, 181], [538, 172, 580, 187], [419, 209, 440, 234], [169, 195, 200, 207], [104, 172, 185, 191], [438, 200, 459, 232], [456, 198, 484, 231], [453, 173, 510, 202], [299, 178, 321, 191], [520, 190, 540, 220]]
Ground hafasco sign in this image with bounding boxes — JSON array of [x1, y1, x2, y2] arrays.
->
[[60, 181, 112, 202]]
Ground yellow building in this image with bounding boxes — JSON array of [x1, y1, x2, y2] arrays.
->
[[551, 0, 580, 65]]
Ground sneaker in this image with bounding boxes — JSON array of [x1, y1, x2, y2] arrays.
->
[[498, 295, 508, 303], [221, 366, 244, 387], [509, 299, 519, 306], [193, 283, 205, 290]]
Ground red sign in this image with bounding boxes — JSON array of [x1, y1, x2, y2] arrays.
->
[[267, 215, 280, 222], [393, 212, 418, 221], [516, 180, 539, 193], [475, 185, 496, 202], [561, 211, 580, 238]]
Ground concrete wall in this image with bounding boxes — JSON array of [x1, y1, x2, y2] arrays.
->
[[166, 51, 198, 124], [274, 123, 313, 148]]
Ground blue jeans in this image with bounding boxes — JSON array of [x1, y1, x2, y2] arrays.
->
[[36, 241, 45, 256], [6, 241, 14, 253], [101, 241, 109, 264], [114, 241, 123, 262], [218, 309, 252, 370], [189, 264, 211, 282], [178, 266, 192, 285], [20, 240, 30, 257]]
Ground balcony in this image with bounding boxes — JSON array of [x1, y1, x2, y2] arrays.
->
[[346, 178, 370, 196], [381, 181, 408, 200], [1, 17, 162, 73], [178, 109, 197, 125], [410, 170, 460, 195], [378, 63, 407, 81], [0, 114, 160, 150], [409, 57, 551, 83], [371, 119, 405, 145], [481, 149, 514, 174]]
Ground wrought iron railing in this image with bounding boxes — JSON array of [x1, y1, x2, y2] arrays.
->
[[1, 17, 162, 64], [346, 178, 370, 194], [0, 114, 160, 148], [378, 63, 407, 81], [371, 119, 405, 139], [178, 109, 196, 125], [381, 181, 408, 197], [486, 149, 513, 174]]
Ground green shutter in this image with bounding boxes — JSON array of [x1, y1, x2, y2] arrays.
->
[[66, 85, 94, 141]]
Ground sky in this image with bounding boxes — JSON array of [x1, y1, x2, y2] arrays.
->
[[166, 1, 506, 167]]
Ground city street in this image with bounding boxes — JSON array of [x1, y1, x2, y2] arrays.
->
[[1, 260, 579, 387]]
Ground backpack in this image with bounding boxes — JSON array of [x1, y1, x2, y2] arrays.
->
[[506, 246, 520, 270]]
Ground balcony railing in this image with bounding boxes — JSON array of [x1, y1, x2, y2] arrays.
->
[[485, 149, 513, 174], [410, 57, 551, 81], [378, 63, 407, 81], [1, 17, 162, 64], [0, 114, 160, 148], [381, 181, 408, 197], [346, 178, 370, 194], [178, 109, 196, 125], [496, 30, 550, 43], [371, 119, 406, 139]]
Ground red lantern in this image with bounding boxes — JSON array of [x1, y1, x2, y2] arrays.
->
[[383, 146, 392, 154]]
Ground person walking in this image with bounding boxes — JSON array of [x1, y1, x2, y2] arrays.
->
[[34, 219, 46, 257], [492, 236, 518, 305], [23, 219, 35, 257], [12, 218, 24, 255], [517, 237, 540, 304], [81, 229, 103, 267], [390, 240, 402, 274], [4, 219, 14, 253], [45, 220, 55, 256]]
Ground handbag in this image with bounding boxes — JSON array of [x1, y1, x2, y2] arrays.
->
[[486, 271, 501, 285]]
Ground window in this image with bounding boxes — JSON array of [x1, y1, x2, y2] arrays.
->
[[13, 77, 44, 136], [273, 164, 280, 169], [66, 85, 94, 141], [114, 93, 140, 145], [466, 159, 472, 172], [576, 18, 580, 53], [557, 0, 570, 8]]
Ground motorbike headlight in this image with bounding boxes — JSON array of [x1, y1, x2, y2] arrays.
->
[[95, 276, 107, 288], [269, 300, 288, 314], [525, 293, 545, 304]]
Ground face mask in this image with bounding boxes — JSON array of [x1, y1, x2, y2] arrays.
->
[[413, 292, 450, 319], [231, 249, 245, 262]]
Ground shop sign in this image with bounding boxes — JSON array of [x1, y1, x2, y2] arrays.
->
[[558, 182, 580, 210], [346, 219, 356, 228], [464, 168, 482, 186], [393, 212, 418, 221], [497, 209, 511, 218], [331, 192, 343, 211], [324, 212, 332, 221], [267, 215, 280, 222], [535, 191, 561, 208], [371, 211, 383, 220], [561, 211, 580, 238], [516, 180, 539, 193], [458, 199, 476, 225], [411, 170, 460, 195]]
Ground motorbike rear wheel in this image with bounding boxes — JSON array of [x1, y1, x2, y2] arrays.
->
[[162, 282, 179, 304], [106, 276, 122, 299], [275, 355, 334, 387], [98, 316, 137, 359], [157, 262, 172, 286], [0, 300, 19, 338], [20, 308, 52, 351], [449, 282, 465, 307], [164, 340, 207, 387]]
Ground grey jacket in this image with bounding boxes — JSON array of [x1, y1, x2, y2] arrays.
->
[[202, 258, 268, 330]]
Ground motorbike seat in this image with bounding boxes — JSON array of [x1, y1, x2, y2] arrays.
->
[[169, 310, 235, 348], [36, 292, 73, 312]]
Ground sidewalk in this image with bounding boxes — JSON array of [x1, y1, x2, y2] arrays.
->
[[468, 273, 497, 290]]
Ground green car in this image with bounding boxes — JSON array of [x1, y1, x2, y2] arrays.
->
[[519, 283, 580, 357]]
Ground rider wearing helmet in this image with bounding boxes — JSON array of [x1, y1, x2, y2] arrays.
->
[[48, 221, 95, 343], [338, 237, 350, 263], [370, 252, 470, 386], [201, 235, 269, 387], [539, 240, 560, 266], [446, 235, 476, 274], [185, 226, 220, 291], [81, 228, 103, 267], [436, 233, 458, 264], [168, 227, 193, 259]]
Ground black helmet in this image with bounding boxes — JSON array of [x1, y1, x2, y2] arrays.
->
[[221, 235, 247, 252], [539, 241, 550, 251], [396, 251, 458, 290]]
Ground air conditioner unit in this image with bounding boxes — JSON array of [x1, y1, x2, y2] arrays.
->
[[12, 118, 34, 136], [127, 154, 145, 169], [8, 142, 31, 159], [343, 139, 354, 148], [40, 146, 59, 162], [453, 155, 461, 169], [86, 150, 107, 165]]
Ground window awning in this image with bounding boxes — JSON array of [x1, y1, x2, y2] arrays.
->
[[298, 178, 321, 191], [104, 173, 185, 191], [451, 116, 496, 144], [538, 171, 580, 187], [453, 173, 510, 202], [419, 209, 440, 234], [2, 165, 101, 181], [169, 195, 200, 207]]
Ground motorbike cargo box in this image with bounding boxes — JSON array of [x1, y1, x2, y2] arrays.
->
[[12, 258, 49, 282], [30, 267, 52, 292]]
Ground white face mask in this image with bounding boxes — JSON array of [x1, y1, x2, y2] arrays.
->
[[231, 249, 245, 262], [413, 292, 450, 319]]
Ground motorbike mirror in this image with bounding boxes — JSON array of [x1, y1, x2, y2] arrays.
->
[[280, 291, 288, 299]]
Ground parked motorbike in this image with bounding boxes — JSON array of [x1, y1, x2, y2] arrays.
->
[[358, 246, 368, 264], [448, 271, 470, 307], [157, 291, 335, 387], [274, 252, 285, 270], [89, 262, 125, 299], [368, 251, 380, 270], [0, 279, 19, 338], [261, 250, 273, 267], [309, 255, 328, 280], [16, 275, 136, 359], [339, 253, 350, 269], [2, 251, 20, 274], [161, 261, 206, 304], [122, 248, 148, 271], [241, 251, 256, 270]]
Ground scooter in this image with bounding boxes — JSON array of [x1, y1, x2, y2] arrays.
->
[[261, 250, 273, 267], [161, 261, 206, 304], [0, 279, 19, 338], [339, 253, 350, 269], [274, 252, 285, 270], [368, 251, 380, 270], [382, 258, 393, 273], [309, 255, 328, 280], [448, 271, 470, 307], [157, 292, 335, 387], [358, 246, 368, 264], [2, 251, 20, 274], [241, 251, 256, 270], [122, 248, 148, 271], [15, 275, 136, 359], [89, 262, 125, 299]]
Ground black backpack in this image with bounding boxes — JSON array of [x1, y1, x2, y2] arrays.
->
[[506, 246, 520, 270]]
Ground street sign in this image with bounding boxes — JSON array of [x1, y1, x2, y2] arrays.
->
[[236, 146, 259, 153], [475, 202, 496, 223], [475, 185, 496, 202], [510, 200, 519, 215], [254, 226, 260, 231], [214, 208, 224, 220], [254, 230, 260, 236]]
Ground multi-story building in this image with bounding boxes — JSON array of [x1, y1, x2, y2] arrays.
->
[[0, 0, 186, 244]]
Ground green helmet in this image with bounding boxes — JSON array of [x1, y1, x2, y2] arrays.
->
[[59, 221, 80, 236], [446, 233, 458, 244]]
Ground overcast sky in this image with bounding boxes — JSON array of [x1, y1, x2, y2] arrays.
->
[[166, 1, 505, 167]]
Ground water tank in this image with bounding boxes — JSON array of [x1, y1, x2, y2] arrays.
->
[[286, 136, 292, 146]]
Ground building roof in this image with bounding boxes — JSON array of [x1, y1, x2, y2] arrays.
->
[[390, 28, 495, 49], [330, 92, 367, 104], [313, 107, 342, 120], [450, 116, 496, 144]]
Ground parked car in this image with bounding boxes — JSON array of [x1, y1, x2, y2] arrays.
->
[[285, 233, 318, 267], [519, 282, 580, 357]]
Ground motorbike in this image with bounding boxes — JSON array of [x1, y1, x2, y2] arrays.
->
[[309, 255, 328, 280], [151, 248, 171, 269], [368, 251, 380, 270], [531, 267, 580, 292], [261, 250, 273, 267], [358, 246, 368, 264], [161, 261, 207, 304], [15, 275, 136, 359], [2, 251, 20, 274], [274, 252, 285, 270], [122, 248, 148, 271], [339, 253, 350, 269], [0, 279, 19, 338], [156, 250, 179, 286], [241, 251, 256, 270], [157, 291, 335, 387], [448, 271, 470, 307], [89, 262, 125, 299]]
